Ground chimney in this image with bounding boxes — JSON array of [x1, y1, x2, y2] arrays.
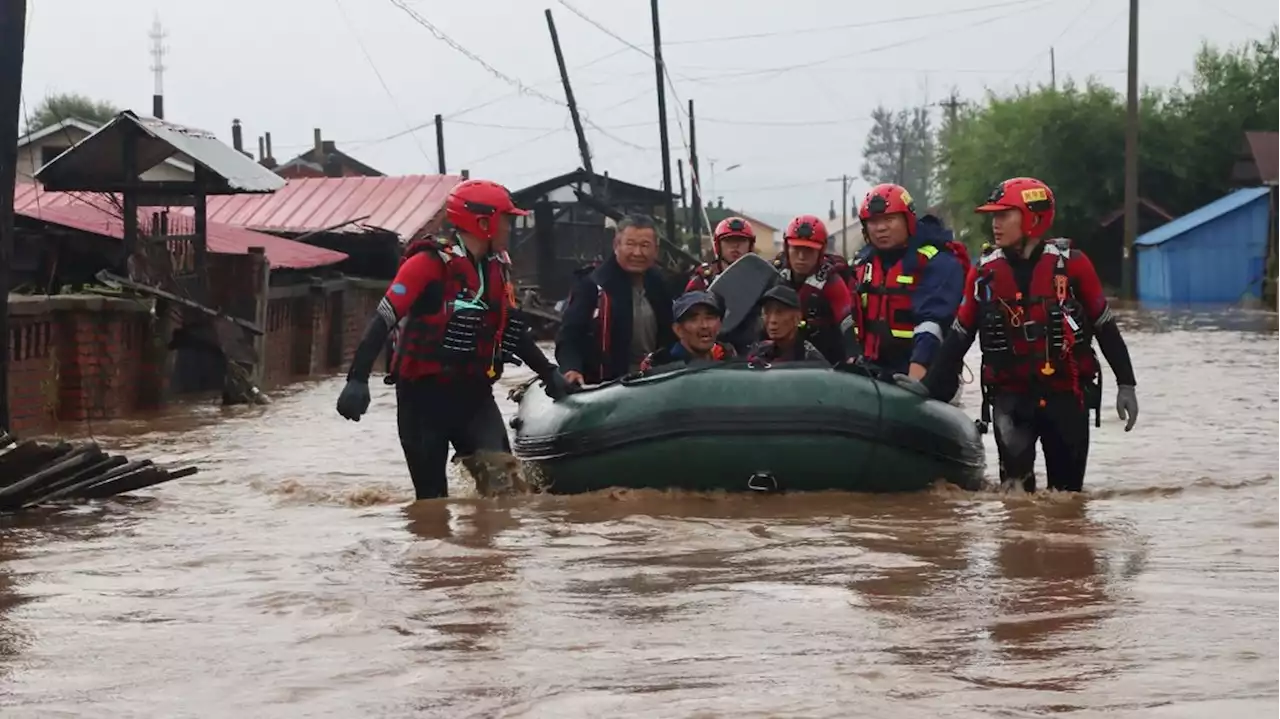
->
[[232, 119, 244, 154], [262, 132, 278, 169], [828, 199, 836, 222], [152, 94, 164, 120], [257, 135, 265, 162], [313, 128, 324, 164], [461, 168, 470, 180]]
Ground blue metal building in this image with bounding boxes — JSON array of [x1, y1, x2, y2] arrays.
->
[[1136, 187, 1274, 305]]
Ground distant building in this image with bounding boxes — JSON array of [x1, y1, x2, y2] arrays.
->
[[274, 129, 384, 179], [701, 201, 781, 257], [1136, 187, 1272, 305], [1232, 131, 1278, 187], [15, 117, 194, 182], [1087, 198, 1176, 293]]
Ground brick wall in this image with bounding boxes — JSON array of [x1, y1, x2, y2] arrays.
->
[[7, 314, 59, 434], [6, 296, 153, 436], [263, 297, 296, 388]]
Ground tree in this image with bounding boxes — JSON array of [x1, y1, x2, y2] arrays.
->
[[860, 105, 936, 208], [937, 27, 1278, 250], [24, 93, 121, 134]]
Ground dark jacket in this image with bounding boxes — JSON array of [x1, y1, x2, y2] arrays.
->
[[555, 255, 675, 384], [746, 338, 826, 363]]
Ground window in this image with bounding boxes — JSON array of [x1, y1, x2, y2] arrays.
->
[[41, 145, 70, 167]]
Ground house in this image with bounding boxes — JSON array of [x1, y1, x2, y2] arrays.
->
[[16, 117, 195, 182], [1086, 198, 1177, 292], [1231, 131, 1278, 187], [1136, 187, 1272, 305], [273, 129, 384, 179], [701, 201, 782, 258], [203, 174, 463, 277]]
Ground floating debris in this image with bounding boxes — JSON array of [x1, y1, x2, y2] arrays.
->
[[0, 432, 198, 512]]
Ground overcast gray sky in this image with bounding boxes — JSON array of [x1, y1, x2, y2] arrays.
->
[[19, 0, 1278, 219]]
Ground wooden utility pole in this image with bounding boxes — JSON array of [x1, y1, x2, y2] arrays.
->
[[649, 0, 677, 245], [0, 0, 28, 431], [676, 158, 687, 217], [1121, 0, 1139, 300], [546, 8, 595, 191], [1050, 47, 1057, 91], [688, 99, 700, 239], [434, 114, 446, 173], [841, 174, 849, 257]]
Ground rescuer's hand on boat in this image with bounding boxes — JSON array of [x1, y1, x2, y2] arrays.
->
[[562, 370, 585, 386], [892, 373, 930, 398], [1116, 385, 1139, 431], [540, 367, 575, 400], [336, 379, 371, 421]]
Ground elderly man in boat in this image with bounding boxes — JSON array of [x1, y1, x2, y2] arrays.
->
[[745, 285, 826, 364], [638, 291, 737, 371], [556, 215, 676, 387]]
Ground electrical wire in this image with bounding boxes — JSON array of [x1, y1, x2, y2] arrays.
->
[[333, 0, 432, 163], [663, 0, 1049, 45], [998, 0, 1105, 89], [386, 0, 648, 152]]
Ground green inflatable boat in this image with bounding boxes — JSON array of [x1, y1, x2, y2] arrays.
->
[[511, 360, 986, 494]]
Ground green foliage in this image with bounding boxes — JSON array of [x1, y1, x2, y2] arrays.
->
[[860, 105, 937, 207], [24, 93, 121, 134], [937, 27, 1278, 247]]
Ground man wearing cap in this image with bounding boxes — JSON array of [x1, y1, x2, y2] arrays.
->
[[746, 285, 827, 364], [638, 291, 737, 371], [557, 215, 676, 386]]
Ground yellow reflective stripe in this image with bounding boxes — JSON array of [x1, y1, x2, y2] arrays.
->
[[860, 292, 868, 306], [918, 245, 939, 259], [896, 276, 915, 284], [890, 329, 914, 338]]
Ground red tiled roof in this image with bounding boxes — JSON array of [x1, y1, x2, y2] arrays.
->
[[204, 175, 463, 239], [14, 184, 347, 270], [1245, 131, 1278, 185]]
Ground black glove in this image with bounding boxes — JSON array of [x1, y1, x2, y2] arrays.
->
[[441, 309, 485, 358], [336, 379, 371, 421], [540, 368, 575, 400]]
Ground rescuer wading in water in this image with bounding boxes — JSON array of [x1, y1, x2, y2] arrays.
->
[[336, 179, 570, 500], [899, 177, 1139, 492]]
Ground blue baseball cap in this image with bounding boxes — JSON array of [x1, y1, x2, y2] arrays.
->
[[672, 291, 724, 321]]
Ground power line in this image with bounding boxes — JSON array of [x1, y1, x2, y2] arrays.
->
[[660, 0, 1056, 84], [999, 0, 1105, 89], [387, 0, 648, 151], [333, 0, 432, 163], [698, 115, 876, 127], [664, 0, 1046, 45]]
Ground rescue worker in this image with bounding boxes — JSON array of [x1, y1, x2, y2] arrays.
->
[[903, 177, 1139, 493], [745, 285, 826, 363], [686, 217, 756, 291], [773, 215, 859, 365], [773, 246, 853, 284], [556, 215, 676, 386], [638, 291, 736, 371], [848, 183, 968, 380], [335, 179, 570, 500]]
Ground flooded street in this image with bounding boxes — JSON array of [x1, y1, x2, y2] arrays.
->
[[1, 310, 1276, 718]]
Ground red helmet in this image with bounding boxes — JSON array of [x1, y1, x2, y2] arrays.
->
[[784, 215, 828, 250], [713, 216, 756, 257], [858, 183, 918, 235], [445, 179, 528, 242], [974, 176, 1055, 239]]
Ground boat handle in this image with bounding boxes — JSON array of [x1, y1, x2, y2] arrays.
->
[[747, 472, 778, 492]]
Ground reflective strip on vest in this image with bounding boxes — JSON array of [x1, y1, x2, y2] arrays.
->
[[914, 320, 943, 340]]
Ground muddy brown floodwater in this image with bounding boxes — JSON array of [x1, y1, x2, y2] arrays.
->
[[0, 310, 1277, 718]]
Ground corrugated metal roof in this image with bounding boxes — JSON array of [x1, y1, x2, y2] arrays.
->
[[1245, 131, 1278, 185], [1135, 187, 1271, 248], [14, 184, 346, 270], [204, 174, 462, 239], [35, 111, 285, 194]]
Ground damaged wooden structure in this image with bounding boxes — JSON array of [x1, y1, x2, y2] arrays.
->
[[509, 168, 697, 312], [33, 111, 286, 403], [0, 431, 197, 512]]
